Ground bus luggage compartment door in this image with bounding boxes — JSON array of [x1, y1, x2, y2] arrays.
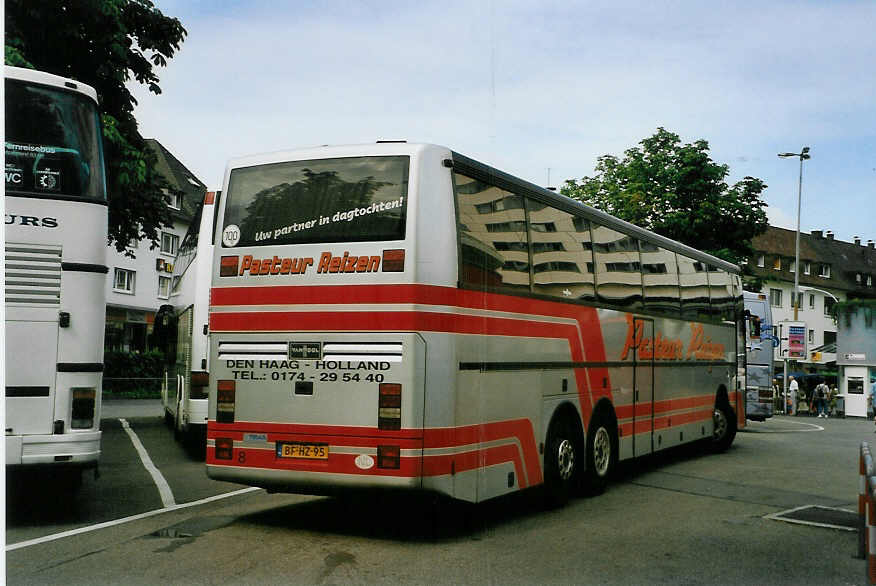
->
[[5, 320, 57, 436]]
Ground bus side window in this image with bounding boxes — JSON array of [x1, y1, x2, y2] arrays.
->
[[641, 243, 680, 318], [454, 172, 529, 293], [677, 253, 710, 320], [592, 224, 643, 312], [529, 203, 595, 302]]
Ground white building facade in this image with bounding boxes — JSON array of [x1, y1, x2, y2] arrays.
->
[[747, 227, 876, 401], [104, 139, 206, 353]]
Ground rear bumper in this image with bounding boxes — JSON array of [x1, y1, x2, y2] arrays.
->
[[206, 463, 423, 495], [206, 425, 423, 494], [5, 430, 101, 467]]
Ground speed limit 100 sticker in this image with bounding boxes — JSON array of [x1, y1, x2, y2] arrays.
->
[[222, 224, 241, 247]]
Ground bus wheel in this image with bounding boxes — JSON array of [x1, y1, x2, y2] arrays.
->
[[711, 398, 737, 452], [544, 414, 582, 507], [583, 409, 616, 495]]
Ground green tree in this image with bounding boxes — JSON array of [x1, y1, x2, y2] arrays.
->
[[5, 0, 187, 256], [561, 127, 769, 266]]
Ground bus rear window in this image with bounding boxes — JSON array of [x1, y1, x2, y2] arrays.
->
[[5, 79, 106, 200], [222, 156, 409, 247]]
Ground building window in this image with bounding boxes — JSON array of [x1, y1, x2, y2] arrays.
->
[[158, 276, 171, 299], [808, 329, 814, 344], [857, 273, 862, 284], [869, 275, 873, 287], [819, 264, 831, 278], [113, 268, 135, 294], [773, 257, 782, 270], [803, 261, 811, 275], [160, 232, 179, 256], [824, 296, 836, 316], [770, 288, 782, 308], [809, 294, 815, 309], [790, 260, 796, 273], [167, 191, 183, 210], [757, 255, 765, 268]]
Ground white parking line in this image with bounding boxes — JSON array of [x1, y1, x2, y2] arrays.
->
[[752, 419, 824, 433], [119, 418, 176, 507], [6, 487, 262, 551]]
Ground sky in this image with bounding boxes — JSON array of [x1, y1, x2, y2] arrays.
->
[[130, 0, 876, 244]]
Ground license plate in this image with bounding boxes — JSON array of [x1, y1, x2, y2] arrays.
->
[[276, 442, 329, 460]]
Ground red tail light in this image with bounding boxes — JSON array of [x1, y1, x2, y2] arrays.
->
[[378, 383, 402, 430], [215, 438, 233, 460], [190, 371, 209, 400], [217, 379, 236, 423], [377, 445, 400, 469]]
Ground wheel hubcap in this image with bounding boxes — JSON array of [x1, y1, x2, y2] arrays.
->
[[556, 439, 575, 480], [593, 427, 610, 476], [713, 408, 727, 440]]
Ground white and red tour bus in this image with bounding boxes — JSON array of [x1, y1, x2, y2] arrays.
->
[[206, 142, 745, 505]]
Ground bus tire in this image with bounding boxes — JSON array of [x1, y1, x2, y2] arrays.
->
[[544, 412, 583, 507], [583, 408, 617, 496], [711, 396, 737, 453]]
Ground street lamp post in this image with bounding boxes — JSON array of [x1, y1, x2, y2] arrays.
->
[[778, 147, 811, 321], [778, 146, 810, 414]]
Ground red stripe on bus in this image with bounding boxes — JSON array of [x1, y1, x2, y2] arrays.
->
[[206, 443, 527, 485], [208, 421, 424, 441], [209, 309, 600, 425], [618, 408, 713, 438], [615, 394, 716, 420], [210, 285, 612, 428], [423, 419, 542, 486], [207, 418, 542, 486]]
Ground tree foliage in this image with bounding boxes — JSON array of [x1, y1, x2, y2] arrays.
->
[[5, 0, 187, 256], [561, 128, 769, 266]]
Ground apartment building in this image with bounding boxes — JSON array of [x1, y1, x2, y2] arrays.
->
[[104, 139, 206, 353], [746, 226, 876, 381]]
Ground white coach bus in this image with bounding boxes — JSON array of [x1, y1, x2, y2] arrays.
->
[[4, 66, 108, 486], [160, 191, 219, 447], [206, 143, 745, 505]]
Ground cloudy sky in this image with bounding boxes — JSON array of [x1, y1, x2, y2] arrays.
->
[[131, 0, 875, 243]]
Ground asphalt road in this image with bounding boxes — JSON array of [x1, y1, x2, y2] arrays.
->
[[6, 411, 874, 585]]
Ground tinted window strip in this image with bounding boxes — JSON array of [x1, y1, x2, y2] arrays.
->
[[61, 263, 109, 274], [6, 386, 51, 397], [57, 363, 104, 373]]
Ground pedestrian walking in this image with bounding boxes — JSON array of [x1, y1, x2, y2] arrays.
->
[[788, 376, 799, 416], [813, 379, 829, 418]]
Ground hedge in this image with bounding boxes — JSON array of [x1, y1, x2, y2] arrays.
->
[[102, 349, 167, 396]]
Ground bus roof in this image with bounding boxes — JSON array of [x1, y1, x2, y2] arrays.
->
[[223, 142, 741, 275], [4, 65, 99, 104]]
